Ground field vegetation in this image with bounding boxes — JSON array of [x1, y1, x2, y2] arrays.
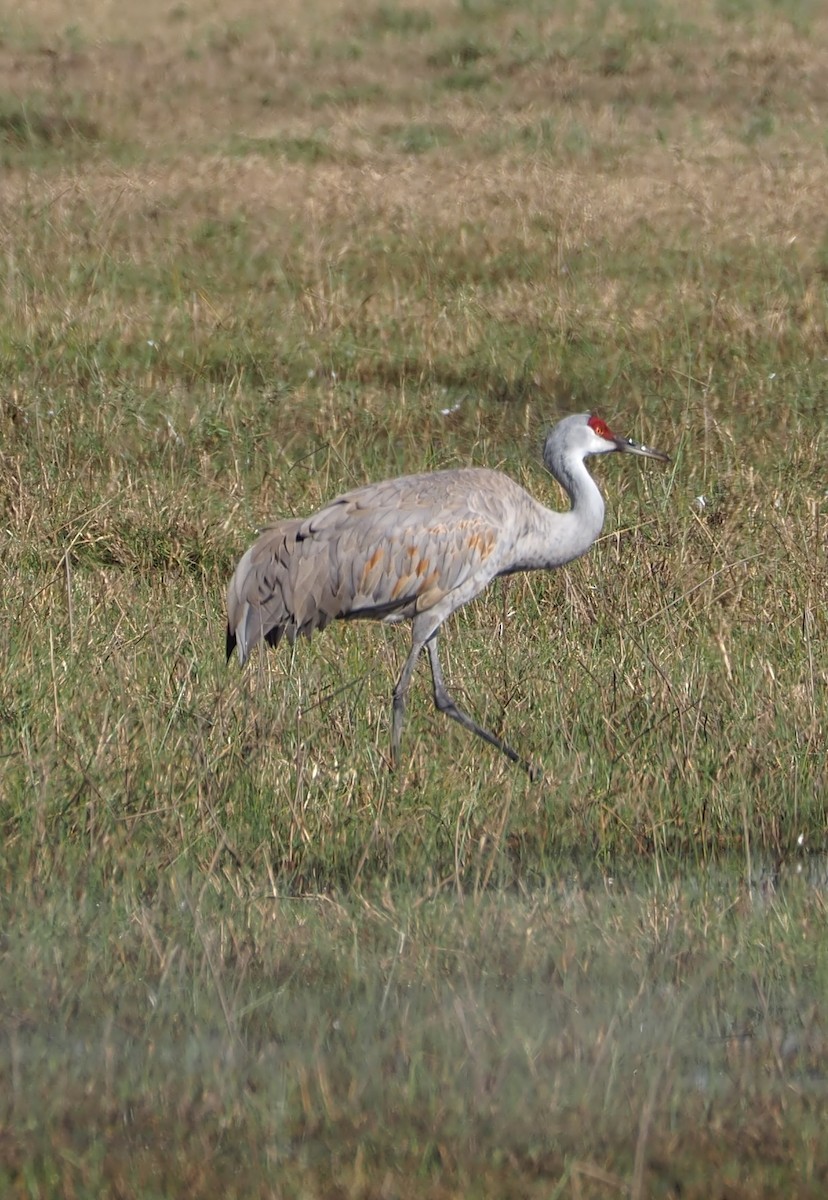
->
[[1, 0, 826, 1195]]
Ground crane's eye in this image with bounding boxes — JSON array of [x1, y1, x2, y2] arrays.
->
[[588, 414, 615, 441]]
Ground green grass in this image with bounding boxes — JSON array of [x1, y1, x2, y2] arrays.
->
[[1, 0, 827, 1194]]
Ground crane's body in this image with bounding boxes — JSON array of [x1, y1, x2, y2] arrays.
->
[[226, 412, 669, 775]]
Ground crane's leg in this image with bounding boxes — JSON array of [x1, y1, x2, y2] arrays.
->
[[425, 635, 539, 780], [390, 633, 427, 766]]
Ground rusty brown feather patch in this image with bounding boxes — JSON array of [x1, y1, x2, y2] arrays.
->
[[360, 546, 384, 585], [467, 529, 495, 558]]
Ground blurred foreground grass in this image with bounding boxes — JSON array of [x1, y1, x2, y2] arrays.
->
[[3, 874, 828, 1198], [1, 0, 827, 1194]]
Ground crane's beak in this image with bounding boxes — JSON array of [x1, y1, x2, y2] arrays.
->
[[613, 434, 670, 463]]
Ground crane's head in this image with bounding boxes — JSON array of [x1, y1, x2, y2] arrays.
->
[[585, 413, 670, 462], [543, 412, 670, 479]]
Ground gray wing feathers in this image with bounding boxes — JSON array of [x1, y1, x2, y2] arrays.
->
[[226, 519, 306, 664], [227, 470, 512, 664]]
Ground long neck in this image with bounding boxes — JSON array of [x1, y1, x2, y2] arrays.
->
[[508, 445, 606, 573], [548, 447, 605, 551]]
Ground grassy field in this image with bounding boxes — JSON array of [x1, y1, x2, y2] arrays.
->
[[1, 0, 827, 1195]]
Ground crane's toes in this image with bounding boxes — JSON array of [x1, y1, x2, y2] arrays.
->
[[525, 760, 543, 783]]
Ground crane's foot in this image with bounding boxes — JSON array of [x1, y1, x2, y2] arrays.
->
[[431, 686, 542, 780]]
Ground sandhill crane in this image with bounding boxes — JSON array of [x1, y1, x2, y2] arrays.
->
[[226, 412, 669, 776]]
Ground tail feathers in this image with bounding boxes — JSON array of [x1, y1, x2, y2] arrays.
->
[[226, 523, 341, 666], [227, 600, 268, 667], [226, 589, 299, 666], [264, 624, 287, 650]]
